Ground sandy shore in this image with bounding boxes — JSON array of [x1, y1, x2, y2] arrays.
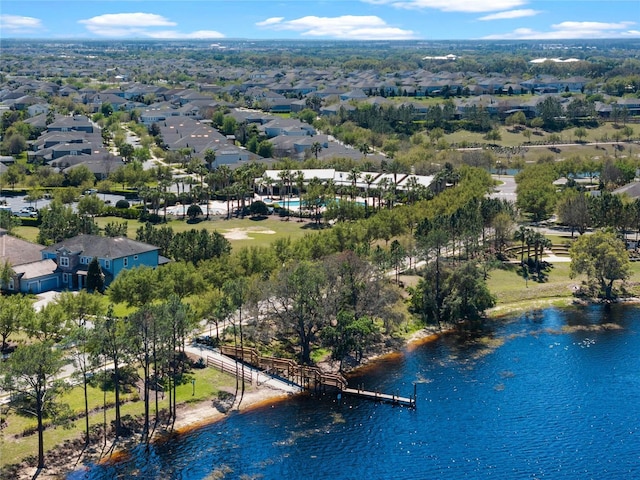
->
[[16, 386, 295, 480], [171, 387, 292, 434], [16, 327, 443, 479]]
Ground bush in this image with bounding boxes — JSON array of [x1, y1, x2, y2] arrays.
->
[[100, 206, 140, 219], [115, 199, 130, 209], [193, 357, 206, 369], [139, 211, 163, 224], [250, 200, 269, 217], [19, 217, 40, 227]]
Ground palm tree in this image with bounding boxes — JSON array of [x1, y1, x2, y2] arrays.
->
[[387, 160, 403, 207], [311, 141, 323, 160], [160, 179, 174, 221], [359, 143, 370, 159], [513, 226, 529, 265], [533, 233, 552, 275], [347, 168, 361, 201], [405, 176, 420, 204], [174, 176, 182, 197], [231, 182, 244, 214], [278, 169, 292, 220], [378, 178, 390, 210], [261, 174, 274, 198], [294, 170, 305, 222], [363, 173, 375, 214], [216, 166, 233, 218], [204, 148, 216, 171], [237, 168, 254, 218]]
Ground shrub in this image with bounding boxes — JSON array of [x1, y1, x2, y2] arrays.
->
[[100, 206, 140, 219], [115, 199, 130, 209]]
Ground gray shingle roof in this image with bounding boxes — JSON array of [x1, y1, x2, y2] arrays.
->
[[42, 235, 158, 259], [12, 259, 57, 279], [0, 232, 45, 266]]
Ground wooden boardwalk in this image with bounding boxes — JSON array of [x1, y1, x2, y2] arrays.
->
[[342, 387, 416, 408], [219, 345, 416, 409]]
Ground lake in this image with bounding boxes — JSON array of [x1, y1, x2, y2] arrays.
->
[[68, 304, 640, 479]]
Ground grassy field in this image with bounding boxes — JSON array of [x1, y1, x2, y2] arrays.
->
[[0, 366, 243, 468], [445, 122, 636, 149], [486, 258, 640, 311], [93, 215, 314, 250], [12, 215, 314, 251]]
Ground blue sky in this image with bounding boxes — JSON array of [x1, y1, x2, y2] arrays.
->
[[1, 1, 639, 41]]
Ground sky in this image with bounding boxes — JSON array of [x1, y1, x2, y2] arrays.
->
[[1, 1, 639, 41]]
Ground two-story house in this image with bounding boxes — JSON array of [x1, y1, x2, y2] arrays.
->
[[40, 235, 164, 291]]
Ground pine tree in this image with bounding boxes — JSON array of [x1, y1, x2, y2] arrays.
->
[[86, 257, 104, 293]]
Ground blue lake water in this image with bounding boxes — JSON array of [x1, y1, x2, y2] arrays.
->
[[69, 305, 640, 479]]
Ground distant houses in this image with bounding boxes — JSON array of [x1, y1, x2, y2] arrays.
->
[[0, 57, 637, 178]]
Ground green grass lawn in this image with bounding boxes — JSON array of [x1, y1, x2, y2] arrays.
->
[[444, 122, 639, 162], [11, 225, 39, 243], [12, 215, 312, 251], [486, 259, 640, 310], [93, 215, 312, 250], [0, 366, 242, 468], [486, 262, 575, 305]]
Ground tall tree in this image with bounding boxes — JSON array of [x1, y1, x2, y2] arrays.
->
[[223, 278, 251, 404], [441, 262, 496, 329], [570, 229, 630, 300], [415, 216, 450, 326], [108, 265, 163, 308], [263, 261, 328, 364], [57, 291, 103, 444], [86, 256, 105, 293], [0, 294, 34, 351], [26, 302, 68, 342], [126, 305, 156, 442], [38, 201, 97, 245], [158, 295, 195, 421], [557, 191, 591, 237], [90, 307, 128, 437], [1, 341, 65, 469]]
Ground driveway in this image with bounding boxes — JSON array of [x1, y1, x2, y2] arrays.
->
[[490, 174, 516, 201]]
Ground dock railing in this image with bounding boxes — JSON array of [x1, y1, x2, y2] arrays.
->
[[218, 345, 415, 408]]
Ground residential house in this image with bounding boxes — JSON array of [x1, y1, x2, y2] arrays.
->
[[1, 232, 165, 294], [27, 103, 50, 117], [41, 235, 164, 291], [262, 118, 315, 138], [340, 89, 368, 101], [47, 115, 95, 133], [52, 152, 123, 180], [0, 229, 58, 294]]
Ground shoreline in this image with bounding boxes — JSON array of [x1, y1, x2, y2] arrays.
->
[[15, 295, 640, 478], [16, 386, 295, 480]]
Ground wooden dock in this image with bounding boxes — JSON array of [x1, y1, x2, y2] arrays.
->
[[342, 387, 416, 408], [218, 345, 416, 409]]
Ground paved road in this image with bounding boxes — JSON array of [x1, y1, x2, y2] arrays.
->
[[490, 174, 516, 201], [184, 342, 302, 394]]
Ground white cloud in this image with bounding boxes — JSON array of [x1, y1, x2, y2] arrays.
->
[[145, 30, 225, 39], [80, 13, 175, 30], [0, 14, 43, 33], [78, 12, 223, 39], [478, 9, 541, 21], [256, 15, 415, 39], [256, 17, 285, 27], [362, 0, 527, 13], [483, 21, 639, 39]]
